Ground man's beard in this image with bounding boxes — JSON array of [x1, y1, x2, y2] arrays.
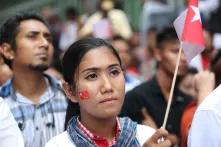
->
[[28, 64, 49, 72]]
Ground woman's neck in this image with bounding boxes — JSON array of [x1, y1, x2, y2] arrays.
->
[[80, 114, 117, 142]]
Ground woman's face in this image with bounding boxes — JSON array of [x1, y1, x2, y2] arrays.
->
[[73, 46, 125, 120]]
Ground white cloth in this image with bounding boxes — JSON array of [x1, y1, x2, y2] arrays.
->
[[199, 0, 219, 18], [213, 33, 221, 50], [188, 84, 221, 147], [45, 124, 155, 147], [0, 97, 24, 147], [59, 21, 78, 51], [189, 55, 203, 71], [79, 9, 132, 39], [125, 72, 142, 92]]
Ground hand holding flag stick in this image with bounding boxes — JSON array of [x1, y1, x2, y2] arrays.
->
[[162, 0, 205, 129]]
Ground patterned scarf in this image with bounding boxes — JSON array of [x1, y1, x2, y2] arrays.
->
[[67, 116, 141, 147]]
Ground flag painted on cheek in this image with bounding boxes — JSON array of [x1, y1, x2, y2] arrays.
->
[[79, 90, 90, 100]]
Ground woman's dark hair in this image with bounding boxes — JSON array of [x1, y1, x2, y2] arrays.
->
[[62, 38, 122, 129]]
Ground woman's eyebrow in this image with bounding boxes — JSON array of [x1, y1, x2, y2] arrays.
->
[[81, 67, 99, 73], [81, 64, 121, 73]]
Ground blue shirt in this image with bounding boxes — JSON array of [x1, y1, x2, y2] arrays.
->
[[0, 75, 67, 147]]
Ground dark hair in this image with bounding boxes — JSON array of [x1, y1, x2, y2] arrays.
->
[[211, 49, 221, 67], [112, 35, 127, 42], [178, 67, 198, 83], [112, 35, 129, 51], [62, 38, 122, 129], [146, 26, 157, 35], [64, 99, 80, 130], [62, 38, 121, 85], [187, 67, 198, 74], [0, 11, 49, 49], [210, 49, 221, 87], [156, 27, 179, 49], [66, 7, 78, 20]]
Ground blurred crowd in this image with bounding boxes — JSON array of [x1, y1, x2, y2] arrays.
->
[[0, 0, 221, 147]]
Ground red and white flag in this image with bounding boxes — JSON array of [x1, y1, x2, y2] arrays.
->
[[174, 0, 205, 62]]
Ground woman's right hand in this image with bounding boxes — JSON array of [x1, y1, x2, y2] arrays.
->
[[142, 128, 172, 147]]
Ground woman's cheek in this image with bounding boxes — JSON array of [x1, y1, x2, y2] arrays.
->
[[78, 90, 90, 100]]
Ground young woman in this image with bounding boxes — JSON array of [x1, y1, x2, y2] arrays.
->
[[45, 38, 171, 147]]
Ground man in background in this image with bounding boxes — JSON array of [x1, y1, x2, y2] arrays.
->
[[120, 27, 192, 146], [0, 12, 67, 147]]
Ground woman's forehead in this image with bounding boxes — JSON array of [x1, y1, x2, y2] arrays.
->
[[78, 47, 120, 70]]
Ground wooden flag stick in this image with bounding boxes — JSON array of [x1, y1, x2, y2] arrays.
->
[[162, 44, 183, 129]]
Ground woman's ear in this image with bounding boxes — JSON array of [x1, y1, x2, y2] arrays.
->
[[1, 43, 15, 60], [62, 81, 78, 103]]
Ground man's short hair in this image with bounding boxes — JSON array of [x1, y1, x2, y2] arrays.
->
[[156, 27, 179, 49]]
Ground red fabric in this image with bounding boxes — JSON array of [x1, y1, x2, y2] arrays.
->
[[127, 66, 140, 76], [77, 118, 121, 147], [201, 54, 210, 70], [180, 100, 197, 147], [182, 0, 204, 46], [174, 0, 205, 62]]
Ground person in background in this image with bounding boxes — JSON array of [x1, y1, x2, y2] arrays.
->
[[199, 0, 220, 21], [140, 27, 157, 80], [186, 46, 221, 147], [180, 70, 215, 147], [79, 0, 132, 39], [210, 49, 221, 88], [59, 7, 79, 52], [180, 49, 221, 147], [41, 6, 62, 55], [0, 12, 67, 147], [46, 38, 172, 147], [139, 0, 174, 47], [178, 67, 198, 98], [120, 27, 192, 146], [92, 2, 113, 40], [189, 28, 214, 71], [41, 6, 63, 80], [0, 97, 24, 147], [0, 54, 13, 86], [188, 75, 221, 147], [111, 35, 142, 92]]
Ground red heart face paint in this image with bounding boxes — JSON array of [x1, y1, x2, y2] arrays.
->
[[79, 90, 90, 100]]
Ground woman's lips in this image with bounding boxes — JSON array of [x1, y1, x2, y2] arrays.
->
[[99, 98, 118, 104]]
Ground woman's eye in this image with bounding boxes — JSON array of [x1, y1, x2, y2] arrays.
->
[[110, 69, 121, 77], [85, 73, 97, 80]]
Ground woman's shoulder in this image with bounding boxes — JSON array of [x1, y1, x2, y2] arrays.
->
[[45, 131, 75, 147], [136, 124, 156, 146]]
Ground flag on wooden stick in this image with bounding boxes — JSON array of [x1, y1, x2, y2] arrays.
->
[[174, 0, 205, 62]]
